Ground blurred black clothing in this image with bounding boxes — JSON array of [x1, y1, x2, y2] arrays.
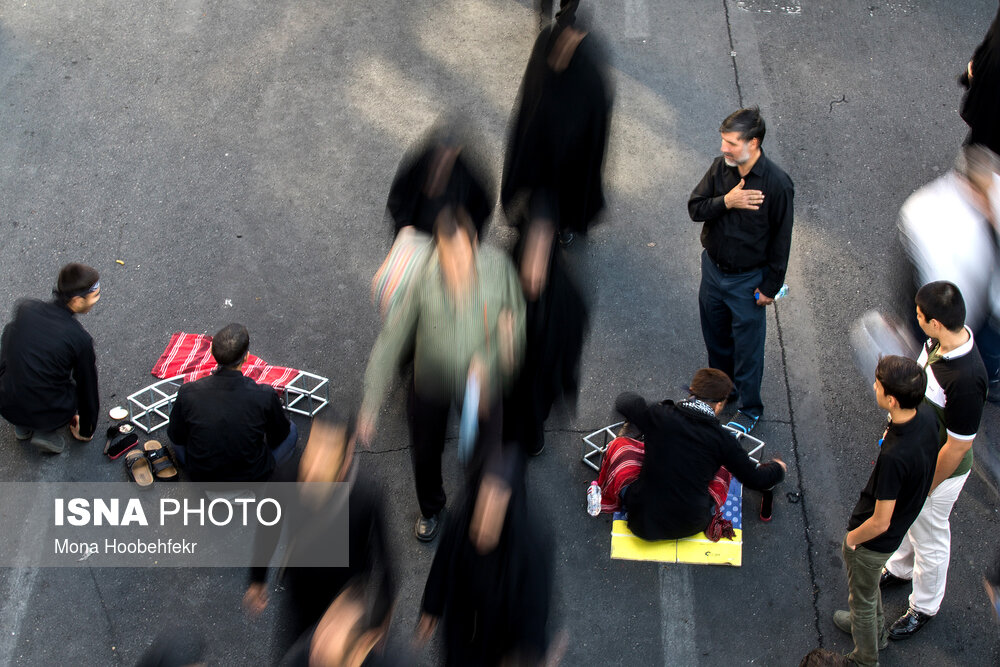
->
[[961, 3, 1000, 153], [688, 151, 795, 298], [167, 368, 291, 482], [250, 459, 395, 643], [280, 628, 410, 667], [615, 392, 785, 540], [501, 23, 613, 235], [503, 236, 588, 455], [421, 468, 553, 667], [0, 299, 99, 438], [386, 145, 493, 238]]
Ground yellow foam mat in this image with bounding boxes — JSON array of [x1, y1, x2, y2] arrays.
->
[[610, 520, 742, 566]]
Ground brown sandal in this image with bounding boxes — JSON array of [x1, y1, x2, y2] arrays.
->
[[143, 440, 178, 481], [125, 449, 154, 487]]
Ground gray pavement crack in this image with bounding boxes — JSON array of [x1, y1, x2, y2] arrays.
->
[[829, 95, 848, 112], [87, 567, 123, 665], [723, 0, 745, 107], [774, 305, 824, 647]]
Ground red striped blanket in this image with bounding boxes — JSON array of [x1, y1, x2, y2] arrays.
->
[[151, 332, 300, 389]]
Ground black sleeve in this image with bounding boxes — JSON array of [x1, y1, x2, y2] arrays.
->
[[874, 454, 905, 502], [366, 489, 397, 627], [386, 153, 421, 234], [614, 392, 653, 434], [457, 156, 494, 236], [166, 389, 189, 446], [265, 389, 292, 449], [72, 334, 99, 439], [941, 381, 986, 439], [759, 177, 794, 298], [717, 430, 785, 491], [688, 163, 727, 222]]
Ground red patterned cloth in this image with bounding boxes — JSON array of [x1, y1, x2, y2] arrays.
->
[[705, 467, 734, 542], [596, 436, 645, 514], [151, 332, 300, 389]]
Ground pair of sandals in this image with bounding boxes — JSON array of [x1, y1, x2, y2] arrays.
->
[[125, 440, 178, 487]]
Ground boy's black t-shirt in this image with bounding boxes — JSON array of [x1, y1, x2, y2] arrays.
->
[[847, 403, 940, 553]]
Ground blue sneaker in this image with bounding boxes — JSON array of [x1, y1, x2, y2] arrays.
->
[[727, 411, 759, 434]]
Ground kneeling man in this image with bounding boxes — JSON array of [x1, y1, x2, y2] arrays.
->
[[613, 368, 786, 540], [167, 323, 297, 482]]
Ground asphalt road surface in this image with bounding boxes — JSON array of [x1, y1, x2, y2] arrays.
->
[[0, 1, 998, 665]]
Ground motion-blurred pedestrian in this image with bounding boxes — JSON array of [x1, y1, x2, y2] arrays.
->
[[688, 106, 794, 434], [386, 120, 494, 241], [415, 451, 553, 666], [898, 144, 1000, 397], [359, 209, 525, 541], [960, 2, 1000, 154], [279, 581, 409, 667], [502, 214, 589, 457], [0, 263, 101, 454], [245, 419, 395, 653], [502, 0, 613, 247]]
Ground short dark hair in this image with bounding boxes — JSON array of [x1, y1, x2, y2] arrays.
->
[[55, 263, 100, 303], [798, 648, 849, 667], [915, 281, 966, 332], [875, 355, 927, 409], [212, 323, 250, 368], [719, 106, 766, 146], [689, 368, 733, 403]]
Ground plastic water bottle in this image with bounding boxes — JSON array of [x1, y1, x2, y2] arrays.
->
[[587, 481, 602, 516], [755, 283, 789, 302]]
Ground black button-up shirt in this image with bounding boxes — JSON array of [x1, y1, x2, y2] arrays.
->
[[687, 150, 794, 298], [167, 368, 291, 482]]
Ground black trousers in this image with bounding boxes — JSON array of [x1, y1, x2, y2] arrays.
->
[[698, 250, 767, 418], [407, 383, 503, 519]]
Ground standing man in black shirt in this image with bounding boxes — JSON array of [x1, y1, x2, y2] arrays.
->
[[881, 282, 989, 639], [167, 323, 297, 482], [834, 356, 939, 667], [688, 107, 794, 433], [0, 263, 101, 454]]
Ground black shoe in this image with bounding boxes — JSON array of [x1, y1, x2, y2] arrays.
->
[[888, 608, 932, 640], [988, 381, 1000, 404], [415, 512, 442, 542], [879, 568, 910, 589]]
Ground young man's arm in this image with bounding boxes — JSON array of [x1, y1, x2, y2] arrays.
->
[[846, 499, 896, 549], [929, 434, 973, 493]]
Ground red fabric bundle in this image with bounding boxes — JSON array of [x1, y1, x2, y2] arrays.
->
[[705, 467, 735, 542], [596, 436, 645, 514], [151, 332, 300, 389]]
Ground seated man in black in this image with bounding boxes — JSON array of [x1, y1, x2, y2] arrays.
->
[[615, 368, 786, 540], [167, 323, 297, 482]]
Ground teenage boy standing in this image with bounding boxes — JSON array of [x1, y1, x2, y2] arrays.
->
[[834, 355, 939, 666]]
